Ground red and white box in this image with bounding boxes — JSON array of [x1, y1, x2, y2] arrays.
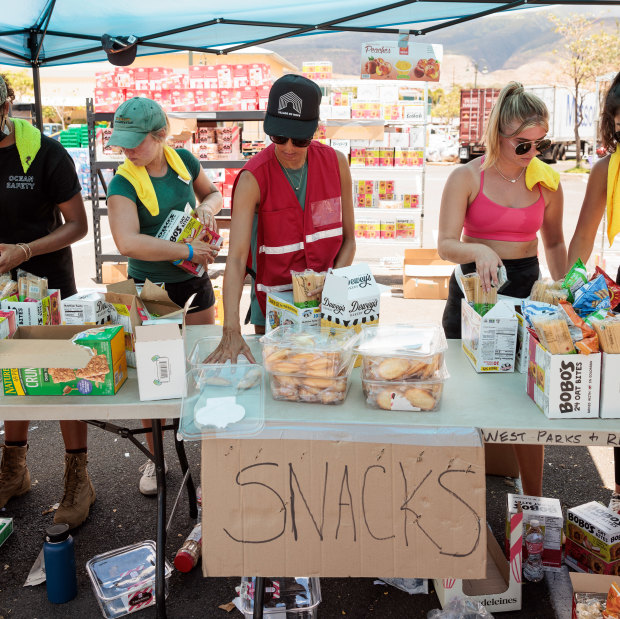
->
[[248, 63, 269, 86], [203, 66, 218, 89], [232, 65, 249, 88], [218, 89, 241, 111], [257, 85, 271, 110], [189, 65, 205, 89], [237, 87, 258, 111], [132, 67, 150, 90], [216, 64, 233, 88]]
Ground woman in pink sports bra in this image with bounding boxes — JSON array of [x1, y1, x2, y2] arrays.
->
[[438, 82, 567, 497]]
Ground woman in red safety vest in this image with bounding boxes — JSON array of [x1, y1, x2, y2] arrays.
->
[[209, 74, 356, 362]]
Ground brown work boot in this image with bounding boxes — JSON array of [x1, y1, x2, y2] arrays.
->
[[0, 444, 31, 509], [54, 452, 96, 529]]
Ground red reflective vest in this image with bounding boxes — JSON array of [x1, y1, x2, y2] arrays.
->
[[232, 142, 344, 314]]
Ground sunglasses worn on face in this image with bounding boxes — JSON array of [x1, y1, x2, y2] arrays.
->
[[270, 135, 313, 148], [510, 138, 551, 156]]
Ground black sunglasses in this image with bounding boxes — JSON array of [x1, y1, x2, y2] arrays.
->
[[510, 138, 551, 156], [269, 135, 313, 148], [614, 130, 620, 143]]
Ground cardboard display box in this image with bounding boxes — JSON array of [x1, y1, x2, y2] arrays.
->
[[600, 353, 620, 418], [434, 510, 523, 613], [1, 289, 61, 326], [265, 291, 321, 333], [566, 502, 620, 564], [0, 325, 127, 396], [505, 494, 563, 571], [570, 572, 618, 618], [402, 249, 453, 300], [526, 334, 601, 419], [461, 299, 518, 373]]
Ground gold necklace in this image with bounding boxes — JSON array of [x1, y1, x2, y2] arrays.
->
[[278, 157, 307, 191], [494, 163, 525, 183]]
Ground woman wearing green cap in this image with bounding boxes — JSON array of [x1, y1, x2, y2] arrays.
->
[[106, 96, 222, 495], [0, 74, 93, 529]]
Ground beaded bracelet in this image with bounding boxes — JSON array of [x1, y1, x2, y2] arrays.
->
[[16, 242, 32, 261]]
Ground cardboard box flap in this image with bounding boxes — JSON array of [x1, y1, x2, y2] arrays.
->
[[136, 279, 183, 318], [404, 265, 454, 277], [135, 322, 181, 343], [484, 300, 517, 319], [570, 571, 618, 594], [107, 279, 139, 296], [0, 338, 92, 369]]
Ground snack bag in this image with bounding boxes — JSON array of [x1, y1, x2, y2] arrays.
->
[[557, 300, 599, 354], [573, 274, 611, 316], [591, 316, 620, 353], [459, 272, 478, 304], [562, 258, 588, 301], [530, 314, 575, 354], [521, 299, 558, 328], [603, 581, 620, 618], [17, 269, 48, 301], [594, 266, 620, 309], [0, 275, 18, 301], [291, 269, 326, 309]]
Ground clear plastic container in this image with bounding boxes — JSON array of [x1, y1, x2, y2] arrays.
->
[[362, 365, 449, 411], [268, 357, 355, 405], [86, 541, 171, 619], [179, 364, 264, 440], [187, 336, 255, 366], [355, 324, 448, 381], [238, 577, 321, 617], [260, 325, 360, 378]]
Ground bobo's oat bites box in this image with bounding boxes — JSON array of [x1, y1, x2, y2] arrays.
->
[[506, 494, 563, 571], [0, 325, 127, 396], [1, 289, 61, 326], [566, 502, 620, 569], [565, 537, 620, 576], [155, 209, 204, 277]]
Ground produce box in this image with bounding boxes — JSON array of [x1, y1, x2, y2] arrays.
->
[[0, 325, 127, 396]]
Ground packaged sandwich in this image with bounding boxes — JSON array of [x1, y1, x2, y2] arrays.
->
[[459, 272, 497, 316], [530, 278, 568, 305], [591, 317, 620, 354], [17, 269, 48, 301], [530, 314, 575, 354]]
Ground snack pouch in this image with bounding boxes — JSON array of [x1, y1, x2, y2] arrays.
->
[[531, 314, 575, 354], [594, 266, 620, 309], [585, 306, 611, 326], [291, 269, 327, 308], [17, 269, 48, 302], [459, 272, 478, 304], [573, 274, 611, 316], [562, 258, 588, 301], [521, 299, 558, 328], [603, 581, 620, 618], [558, 300, 599, 354]]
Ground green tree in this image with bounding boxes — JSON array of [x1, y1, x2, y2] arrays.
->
[[431, 86, 461, 124], [549, 14, 620, 167]]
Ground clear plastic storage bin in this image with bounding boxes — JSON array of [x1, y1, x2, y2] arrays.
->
[[355, 324, 448, 382], [86, 541, 171, 618], [261, 325, 360, 378], [362, 365, 449, 411], [238, 577, 321, 617]]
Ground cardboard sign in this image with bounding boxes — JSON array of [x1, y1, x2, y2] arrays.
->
[[202, 438, 486, 578], [361, 41, 442, 81]]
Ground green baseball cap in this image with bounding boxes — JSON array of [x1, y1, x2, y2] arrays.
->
[[108, 97, 167, 149]]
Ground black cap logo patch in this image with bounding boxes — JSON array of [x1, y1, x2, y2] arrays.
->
[[278, 92, 303, 118]]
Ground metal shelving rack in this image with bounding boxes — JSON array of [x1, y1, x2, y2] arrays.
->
[[86, 99, 265, 282]]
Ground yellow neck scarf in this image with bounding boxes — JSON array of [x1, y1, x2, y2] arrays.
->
[[116, 145, 191, 216], [607, 147, 620, 246], [12, 118, 41, 173], [525, 156, 560, 192]]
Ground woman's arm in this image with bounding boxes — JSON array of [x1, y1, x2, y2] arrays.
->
[[333, 150, 356, 268], [193, 168, 223, 230], [207, 170, 259, 363], [540, 183, 567, 280], [437, 164, 502, 291], [107, 195, 217, 266], [0, 192, 88, 272], [567, 156, 609, 266]]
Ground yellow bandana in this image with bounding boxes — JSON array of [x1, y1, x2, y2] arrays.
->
[[607, 147, 620, 246], [525, 156, 560, 192]]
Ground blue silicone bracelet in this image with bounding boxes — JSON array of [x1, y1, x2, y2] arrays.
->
[[187, 243, 194, 261]]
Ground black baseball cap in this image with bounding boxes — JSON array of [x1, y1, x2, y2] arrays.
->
[[101, 34, 138, 67], [263, 74, 322, 140]]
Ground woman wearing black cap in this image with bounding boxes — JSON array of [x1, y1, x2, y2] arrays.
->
[[208, 74, 356, 363], [0, 74, 93, 529]]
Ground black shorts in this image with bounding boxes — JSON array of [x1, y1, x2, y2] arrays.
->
[[133, 273, 215, 314], [442, 255, 540, 339]]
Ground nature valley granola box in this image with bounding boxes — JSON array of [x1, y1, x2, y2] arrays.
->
[[0, 325, 127, 396]]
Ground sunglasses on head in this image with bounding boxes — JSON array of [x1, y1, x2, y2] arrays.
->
[[508, 137, 551, 156], [269, 135, 313, 148]]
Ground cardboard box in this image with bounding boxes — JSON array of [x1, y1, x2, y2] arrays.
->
[[566, 502, 620, 564], [135, 323, 186, 401], [570, 572, 618, 619], [155, 210, 205, 277], [525, 334, 601, 419], [484, 443, 520, 478], [600, 352, 620, 418], [1, 290, 61, 326], [434, 511, 523, 613], [0, 325, 127, 396], [202, 437, 486, 577], [0, 517, 12, 548], [265, 291, 321, 333], [101, 262, 128, 284], [461, 300, 518, 373], [506, 494, 563, 571], [61, 290, 113, 326], [565, 537, 620, 575], [0, 310, 16, 340], [403, 249, 452, 300]]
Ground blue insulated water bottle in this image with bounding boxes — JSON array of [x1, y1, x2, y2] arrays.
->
[[43, 523, 78, 604]]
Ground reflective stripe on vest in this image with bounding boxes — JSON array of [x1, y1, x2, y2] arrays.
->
[[305, 227, 343, 244], [259, 241, 305, 255], [256, 283, 294, 293]]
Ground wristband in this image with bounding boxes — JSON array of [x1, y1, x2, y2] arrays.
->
[[187, 243, 194, 261]]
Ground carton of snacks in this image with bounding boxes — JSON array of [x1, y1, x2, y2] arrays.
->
[[355, 324, 447, 382], [505, 494, 563, 571], [62, 290, 114, 326], [1, 289, 61, 326], [570, 573, 619, 619], [265, 291, 321, 333], [269, 357, 354, 405], [0, 274, 18, 301], [362, 365, 448, 411], [155, 209, 204, 277], [0, 310, 16, 340], [290, 269, 326, 309], [260, 325, 360, 378]]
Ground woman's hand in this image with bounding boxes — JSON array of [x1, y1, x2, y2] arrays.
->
[[185, 238, 220, 266], [0, 243, 26, 272], [196, 203, 218, 231], [206, 327, 256, 364], [474, 245, 503, 292]]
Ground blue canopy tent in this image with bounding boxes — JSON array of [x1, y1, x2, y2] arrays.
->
[[1, 0, 618, 128]]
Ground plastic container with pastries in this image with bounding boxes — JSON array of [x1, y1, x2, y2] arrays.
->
[[355, 324, 448, 382], [362, 364, 449, 411], [260, 325, 360, 378], [268, 357, 355, 405]]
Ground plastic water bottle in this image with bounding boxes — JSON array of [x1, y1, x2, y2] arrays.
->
[[523, 518, 544, 583], [43, 523, 77, 603]]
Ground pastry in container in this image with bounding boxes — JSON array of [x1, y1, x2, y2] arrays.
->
[[261, 325, 360, 378], [355, 324, 447, 381], [362, 365, 449, 411], [269, 357, 355, 405]]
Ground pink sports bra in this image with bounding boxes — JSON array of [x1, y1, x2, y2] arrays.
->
[[463, 165, 546, 242]]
